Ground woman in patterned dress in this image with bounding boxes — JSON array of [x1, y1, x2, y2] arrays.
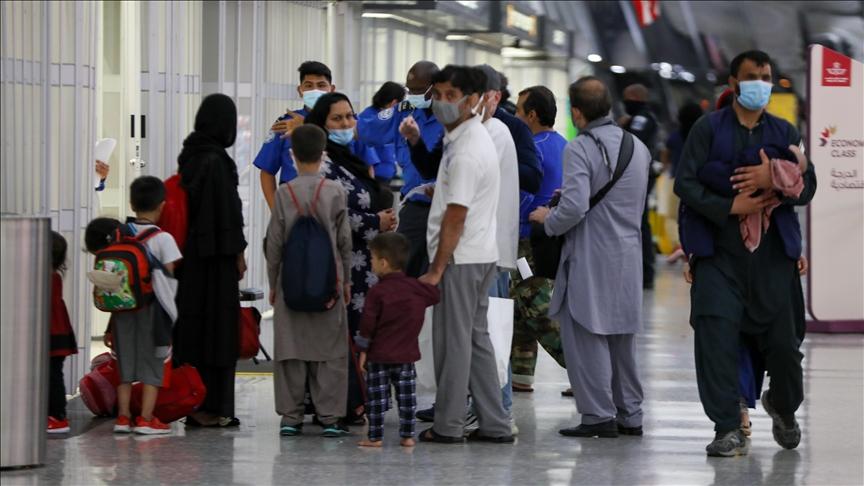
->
[[305, 93, 396, 423]]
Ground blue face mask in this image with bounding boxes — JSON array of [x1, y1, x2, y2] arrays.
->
[[736, 80, 772, 111], [302, 89, 327, 109], [328, 128, 354, 145], [406, 87, 432, 109], [406, 94, 431, 110]]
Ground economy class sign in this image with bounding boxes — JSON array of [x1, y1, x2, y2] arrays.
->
[[807, 45, 864, 329]]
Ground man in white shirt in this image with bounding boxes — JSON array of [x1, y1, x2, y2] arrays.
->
[[476, 64, 519, 294], [418, 65, 513, 444]]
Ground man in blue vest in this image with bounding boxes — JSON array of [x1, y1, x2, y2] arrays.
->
[[674, 50, 816, 457], [395, 61, 444, 278]]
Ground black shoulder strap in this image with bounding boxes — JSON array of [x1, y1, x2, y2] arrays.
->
[[589, 130, 635, 209]]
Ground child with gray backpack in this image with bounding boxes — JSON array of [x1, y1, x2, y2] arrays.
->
[[264, 124, 353, 437]]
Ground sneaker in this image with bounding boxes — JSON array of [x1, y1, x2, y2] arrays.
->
[[510, 418, 520, 436], [114, 415, 133, 433], [280, 418, 303, 437], [761, 390, 801, 449], [416, 405, 435, 423], [462, 410, 480, 436], [321, 421, 350, 438], [705, 429, 750, 457], [134, 416, 172, 435], [47, 416, 70, 434]]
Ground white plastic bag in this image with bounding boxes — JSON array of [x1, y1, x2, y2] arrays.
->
[[414, 298, 514, 392]]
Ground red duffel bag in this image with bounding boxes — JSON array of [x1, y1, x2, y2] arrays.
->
[[79, 352, 121, 417], [130, 364, 206, 423]]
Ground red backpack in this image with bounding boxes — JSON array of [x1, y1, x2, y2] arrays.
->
[[91, 225, 161, 312], [161, 174, 188, 251]]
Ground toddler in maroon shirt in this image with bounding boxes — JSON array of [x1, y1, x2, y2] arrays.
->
[[355, 233, 440, 447]]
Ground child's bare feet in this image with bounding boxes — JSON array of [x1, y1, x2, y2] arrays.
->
[[400, 437, 416, 447], [358, 439, 383, 448]]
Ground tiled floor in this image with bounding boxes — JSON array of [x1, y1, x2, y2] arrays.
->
[[3, 264, 863, 485]]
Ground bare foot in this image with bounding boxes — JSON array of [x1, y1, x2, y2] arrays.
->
[[400, 438, 416, 448], [358, 439, 383, 448]]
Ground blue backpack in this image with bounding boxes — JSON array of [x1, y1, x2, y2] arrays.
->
[[281, 179, 339, 312]]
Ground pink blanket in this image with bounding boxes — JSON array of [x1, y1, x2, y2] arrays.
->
[[739, 159, 804, 252]]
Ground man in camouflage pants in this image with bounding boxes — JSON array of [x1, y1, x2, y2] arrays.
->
[[510, 240, 566, 391]]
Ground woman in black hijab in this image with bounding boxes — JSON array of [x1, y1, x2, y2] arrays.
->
[[174, 93, 247, 427], [305, 92, 396, 425]]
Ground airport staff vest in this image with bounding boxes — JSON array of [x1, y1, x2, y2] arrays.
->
[[679, 107, 802, 259]]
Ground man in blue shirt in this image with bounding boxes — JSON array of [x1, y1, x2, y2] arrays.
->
[[394, 61, 444, 278], [253, 61, 335, 209], [510, 85, 568, 393]]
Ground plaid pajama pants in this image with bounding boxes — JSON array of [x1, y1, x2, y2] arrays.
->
[[365, 362, 416, 441]]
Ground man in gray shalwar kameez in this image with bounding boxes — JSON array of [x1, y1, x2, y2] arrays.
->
[[530, 77, 651, 438]]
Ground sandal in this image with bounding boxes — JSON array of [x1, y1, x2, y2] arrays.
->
[[217, 417, 241, 428], [418, 427, 465, 444]]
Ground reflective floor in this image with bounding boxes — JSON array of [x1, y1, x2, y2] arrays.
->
[[3, 264, 863, 486]]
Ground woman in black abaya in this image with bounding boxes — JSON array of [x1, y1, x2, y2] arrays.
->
[[174, 94, 248, 427]]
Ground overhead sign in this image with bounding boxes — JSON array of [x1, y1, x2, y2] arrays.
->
[[505, 4, 537, 37], [807, 45, 864, 330]]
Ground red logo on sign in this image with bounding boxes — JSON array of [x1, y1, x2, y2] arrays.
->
[[822, 48, 851, 87]]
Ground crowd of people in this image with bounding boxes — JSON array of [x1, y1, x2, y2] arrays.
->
[[46, 49, 814, 457]]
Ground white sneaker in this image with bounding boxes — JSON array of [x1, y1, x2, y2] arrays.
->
[[510, 418, 520, 436]]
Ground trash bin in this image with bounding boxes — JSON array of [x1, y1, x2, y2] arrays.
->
[[0, 216, 51, 468]]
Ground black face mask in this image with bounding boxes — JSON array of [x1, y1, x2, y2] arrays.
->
[[624, 100, 645, 116]]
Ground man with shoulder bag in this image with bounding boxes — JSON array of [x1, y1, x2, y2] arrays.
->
[[529, 76, 651, 438]]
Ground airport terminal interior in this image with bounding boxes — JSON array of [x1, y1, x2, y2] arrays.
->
[[1, 1, 863, 485]]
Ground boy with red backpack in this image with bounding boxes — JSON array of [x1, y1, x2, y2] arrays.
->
[[88, 176, 182, 434]]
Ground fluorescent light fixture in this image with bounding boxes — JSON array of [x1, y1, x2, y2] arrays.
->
[[680, 72, 696, 83], [361, 12, 424, 27], [587, 53, 602, 63], [610, 65, 626, 74], [457, 0, 480, 9], [659, 62, 672, 71], [446, 34, 472, 41], [659, 70, 672, 79], [502, 46, 540, 58]]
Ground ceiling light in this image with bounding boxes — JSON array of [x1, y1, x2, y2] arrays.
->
[[659, 70, 672, 79], [680, 72, 696, 83], [502, 47, 540, 58], [610, 65, 627, 74], [587, 54, 602, 63], [660, 62, 672, 71], [446, 34, 472, 41], [362, 12, 424, 27]]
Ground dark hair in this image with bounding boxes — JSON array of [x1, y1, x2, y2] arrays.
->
[[729, 50, 771, 79], [298, 61, 332, 84], [499, 71, 511, 103], [677, 102, 704, 138], [304, 92, 354, 132], [85, 217, 122, 253], [369, 233, 410, 271], [372, 81, 406, 109], [51, 231, 67, 273], [130, 176, 166, 212], [431, 65, 487, 96], [568, 76, 612, 122], [518, 86, 557, 127], [291, 125, 327, 163]]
